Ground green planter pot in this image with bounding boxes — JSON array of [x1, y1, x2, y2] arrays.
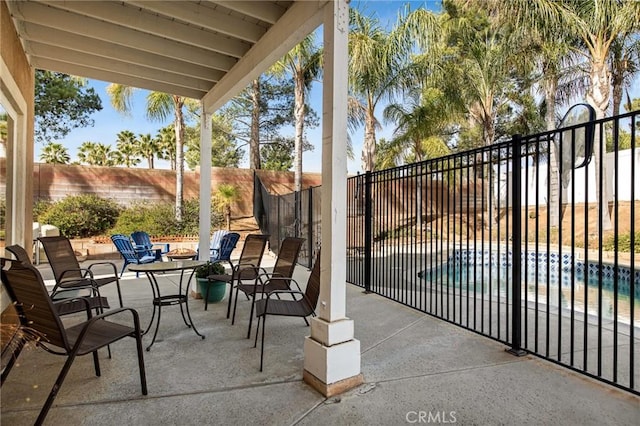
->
[[196, 277, 226, 303]]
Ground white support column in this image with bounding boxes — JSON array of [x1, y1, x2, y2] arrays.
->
[[196, 105, 212, 293], [303, 0, 363, 397]]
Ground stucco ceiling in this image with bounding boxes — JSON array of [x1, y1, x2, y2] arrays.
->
[[6, 1, 323, 104]]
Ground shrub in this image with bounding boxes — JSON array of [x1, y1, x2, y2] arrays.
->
[[111, 198, 223, 236], [39, 195, 121, 238], [603, 231, 640, 253], [33, 199, 52, 222]]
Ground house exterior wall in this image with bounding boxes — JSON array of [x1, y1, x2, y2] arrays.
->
[[1, 0, 35, 335]]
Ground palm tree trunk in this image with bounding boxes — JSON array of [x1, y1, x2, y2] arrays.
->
[[544, 76, 561, 227], [294, 70, 305, 237], [294, 70, 305, 193], [250, 79, 261, 170], [174, 96, 185, 222], [362, 109, 376, 172], [586, 57, 612, 230]]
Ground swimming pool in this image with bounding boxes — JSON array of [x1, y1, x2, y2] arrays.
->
[[419, 249, 640, 325]]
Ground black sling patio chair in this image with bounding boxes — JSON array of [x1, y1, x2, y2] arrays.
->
[[232, 237, 304, 338], [0, 259, 147, 426], [5, 244, 110, 316], [206, 233, 270, 320], [39, 236, 123, 307], [254, 250, 321, 371]]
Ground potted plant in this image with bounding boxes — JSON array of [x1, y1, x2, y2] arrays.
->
[[195, 261, 227, 303]]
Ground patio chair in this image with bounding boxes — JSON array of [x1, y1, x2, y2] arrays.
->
[[205, 234, 270, 319], [211, 232, 240, 266], [209, 229, 230, 260], [111, 234, 157, 277], [200, 233, 241, 311], [0, 259, 147, 425], [131, 231, 168, 261], [254, 249, 321, 371], [5, 244, 110, 316], [232, 237, 305, 338], [38, 236, 124, 308]]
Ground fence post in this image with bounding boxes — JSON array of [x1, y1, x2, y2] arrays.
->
[[364, 171, 372, 293], [508, 134, 527, 356], [307, 188, 314, 269], [277, 195, 281, 252], [294, 190, 301, 238]]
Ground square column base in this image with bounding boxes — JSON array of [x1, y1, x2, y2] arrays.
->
[[303, 370, 364, 398], [303, 335, 362, 396]]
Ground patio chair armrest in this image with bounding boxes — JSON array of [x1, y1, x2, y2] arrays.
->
[[233, 263, 262, 279], [261, 275, 302, 292], [261, 290, 306, 312], [265, 289, 304, 300], [87, 261, 119, 276], [59, 268, 94, 280], [151, 243, 169, 253], [72, 307, 143, 351]]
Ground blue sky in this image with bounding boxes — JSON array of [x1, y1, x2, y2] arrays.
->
[[34, 1, 434, 174]]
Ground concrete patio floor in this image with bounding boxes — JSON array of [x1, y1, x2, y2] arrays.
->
[[1, 255, 638, 425]]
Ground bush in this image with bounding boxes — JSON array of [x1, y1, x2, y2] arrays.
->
[[33, 199, 53, 222], [603, 231, 640, 253], [111, 198, 223, 236], [39, 195, 121, 238]]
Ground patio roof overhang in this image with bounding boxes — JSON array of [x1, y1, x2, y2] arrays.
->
[[6, 0, 325, 107]]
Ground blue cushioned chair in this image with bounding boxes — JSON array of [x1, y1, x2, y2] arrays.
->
[[131, 231, 168, 261], [111, 234, 157, 277], [209, 230, 229, 259], [211, 232, 240, 266]]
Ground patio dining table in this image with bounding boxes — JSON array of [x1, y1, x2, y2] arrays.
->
[[129, 259, 206, 351]]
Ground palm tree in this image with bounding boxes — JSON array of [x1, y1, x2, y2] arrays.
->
[[137, 133, 159, 169], [348, 8, 396, 172], [271, 34, 323, 193], [349, 6, 440, 172], [115, 130, 141, 168], [215, 184, 238, 231], [108, 84, 196, 221], [156, 125, 177, 170], [610, 35, 640, 116], [39, 142, 70, 164], [77, 141, 115, 166]]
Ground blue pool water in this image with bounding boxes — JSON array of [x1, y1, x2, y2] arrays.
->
[[419, 249, 640, 324]]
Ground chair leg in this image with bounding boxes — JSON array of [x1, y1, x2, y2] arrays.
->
[[204, 283, 210, 311], [134, 331, 148, 395], [115, 280, 123, 308], [92, 350, 101, 376], [231, 285, 241, 325], [36, 353, 78, 425], [253, 316, 261, 348], [226, 278, 235, 318], [246, 291, 257, 339], [260, 314, 267, 372], [0, 339, 24, 387]]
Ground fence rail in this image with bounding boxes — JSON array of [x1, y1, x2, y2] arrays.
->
[[255, 110, 639, 395]]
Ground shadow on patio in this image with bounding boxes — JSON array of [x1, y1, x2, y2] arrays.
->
[[1, 256, 638, 425]]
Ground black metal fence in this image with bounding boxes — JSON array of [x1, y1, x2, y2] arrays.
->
[[254, 110, 639, 395], [253, 172, 321, 268]]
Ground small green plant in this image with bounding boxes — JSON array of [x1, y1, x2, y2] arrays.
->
[[603, 231, 640, 253], [195, 261, 226, 279]]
